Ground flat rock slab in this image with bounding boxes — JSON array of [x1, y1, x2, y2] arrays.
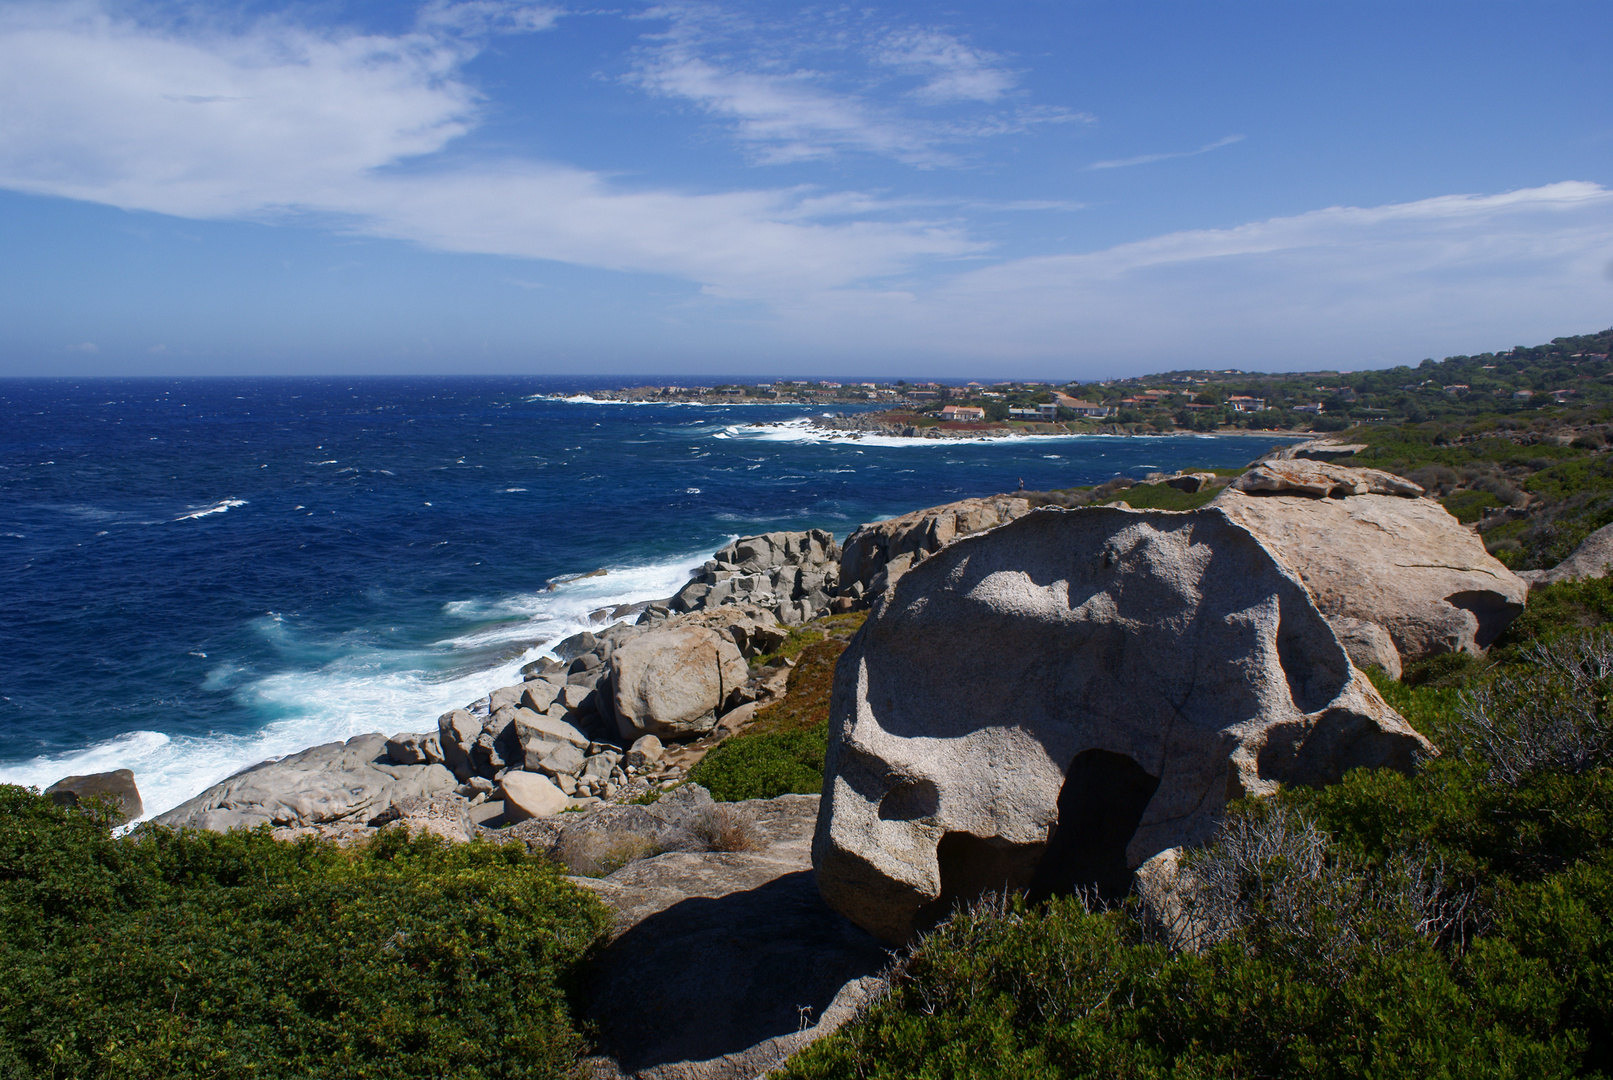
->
[[579, 794, 888, 1080], [152, 734, 457, 831]]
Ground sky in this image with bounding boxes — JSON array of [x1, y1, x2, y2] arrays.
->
[[1, 0, 1610, 379]]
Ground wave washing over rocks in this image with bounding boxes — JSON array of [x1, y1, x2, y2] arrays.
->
[[43, 443, 1592, 1080]]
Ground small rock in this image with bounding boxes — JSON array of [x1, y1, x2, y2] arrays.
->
[[384, 732, 440, 766], [538, 742, 587, 778], [624, 734, 665, 769], [437, 709, 481, 780], [521, 681, 562, 712], [1232, 459, 1425, 499], [555, 631, 600, 661], [500, 772, 569, 821]]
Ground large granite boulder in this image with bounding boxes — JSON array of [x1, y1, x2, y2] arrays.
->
[[44, 769, 143, 825], [813, 506, 1431, 945], [838, 495, 1031, 599], [611, 626, 750, 741], [1212, 474, 1526, 663], [152, 734, 457, 831]]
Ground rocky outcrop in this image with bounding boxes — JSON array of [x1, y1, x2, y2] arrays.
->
[[612, 626, 752, 741], [1212, 476, 1527, 662], [45, 769, 143, 825], [1517, 520, 1613, 588], [649, 529, 841, 627], [368, 790, 475, 843], [1267, 439, 1369, 462], [1231, 459, 1425, 498], [578, 792, 888, 1080], [813, 506, 1431, 945], [838, 495, 1032, 601], [152, 735, 457, 831]]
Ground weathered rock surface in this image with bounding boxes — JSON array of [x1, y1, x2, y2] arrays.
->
[[152, 735, 457, 831], [611, 626, 750, 741], [1517, 519, 1613, 588], [1231, 458, 1426, 498], [499, 771, 569, 821], [580, 793, 888, 1080], [813, 506, 1431, 945], [654, 530, 842, 627], [1212, 483, 1527, 660], [44, 769, 143, 824], [384, 731, 442, 766], [1268, 439, 1369, 462], [369, 790, 475, 842], [838, 494, 1031, 599], [1327, 616, 1404, 682]]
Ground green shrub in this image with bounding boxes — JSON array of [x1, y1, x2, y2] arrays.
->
[[687, 721, 829, 802], [0, 792, 611, 1079], [1440, 489, 1501, 523], [1094, 481, 1219, 511], [692, 636, 850, 801]]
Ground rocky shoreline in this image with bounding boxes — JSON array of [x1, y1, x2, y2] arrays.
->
[[50, 439, 1613, 1078]]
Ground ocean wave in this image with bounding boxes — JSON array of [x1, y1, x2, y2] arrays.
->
[[0, 548, 716, 823], [174, 499, 247, 521]]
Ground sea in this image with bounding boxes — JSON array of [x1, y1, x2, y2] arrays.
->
[[0, 378, 1292, 821]]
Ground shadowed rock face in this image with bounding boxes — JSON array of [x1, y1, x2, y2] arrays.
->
[[813, 506, 1432, 945]]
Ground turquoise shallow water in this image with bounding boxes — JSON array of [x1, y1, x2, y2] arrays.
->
[[0, 377, 1290, 818]]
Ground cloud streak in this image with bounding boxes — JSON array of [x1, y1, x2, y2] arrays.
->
[[0, 1, 978, 296], [783, 181, 1613, 370], [1088, 133, 1245, 170], [628, 4, 1083, 166]]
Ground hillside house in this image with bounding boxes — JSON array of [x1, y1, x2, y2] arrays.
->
[[1226, 395, 1267, 412], [940, 405, 987, 421]]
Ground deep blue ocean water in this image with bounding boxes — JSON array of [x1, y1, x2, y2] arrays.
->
[[0, 378, 1292, 818]]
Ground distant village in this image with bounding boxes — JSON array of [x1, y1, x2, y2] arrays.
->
[[577, 329, 1613, 435]]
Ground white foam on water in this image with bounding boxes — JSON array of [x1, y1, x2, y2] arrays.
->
[[0, 547, 715, 823], [713, 418, 1125, 448], [174, 498, 247, 521]]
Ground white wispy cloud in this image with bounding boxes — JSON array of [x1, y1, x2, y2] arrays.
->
[[779, 182, 1613, 370], [0, 1, 978, 296], [628, 4, 1084, 166], [873, 28, 1015, 104], [1088, 133, 1245, 171]]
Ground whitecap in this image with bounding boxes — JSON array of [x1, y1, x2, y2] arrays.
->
[[174, 499, 247, 521]]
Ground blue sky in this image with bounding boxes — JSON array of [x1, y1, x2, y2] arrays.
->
[[1, 0, 1610, 378]]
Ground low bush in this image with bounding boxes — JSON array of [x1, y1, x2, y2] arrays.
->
[[687, 721, 829, 802], [690, 637, 849, 801], [0, 796, 611, 1079]]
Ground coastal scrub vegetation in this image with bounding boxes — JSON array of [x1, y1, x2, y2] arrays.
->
[[0, 807, 610, 1079], [777, 583, 1613, 1079], [692, 620, 861, 802]]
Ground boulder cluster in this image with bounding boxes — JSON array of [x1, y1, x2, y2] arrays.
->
[[653, 529, 841, 626], [153, 534, 831, 836]]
